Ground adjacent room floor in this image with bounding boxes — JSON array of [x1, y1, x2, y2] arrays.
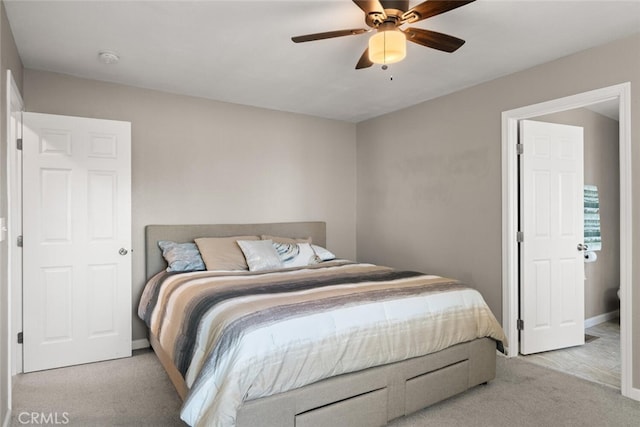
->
[[522, 318, 620, 389]]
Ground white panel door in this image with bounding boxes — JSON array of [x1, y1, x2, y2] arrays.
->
[[7, 76, 24, 377], [520, 120, 585, 355], [22, 112, 131, 372]]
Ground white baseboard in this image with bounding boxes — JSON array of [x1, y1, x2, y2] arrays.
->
[[3, 409, 11, 427], [626, 385, 640, 402], [584, 310, 620, 329], [132, 338, 150, 350]]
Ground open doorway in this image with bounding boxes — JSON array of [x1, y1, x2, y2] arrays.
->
[[519, 103, 621, 389], [501, 83, 636, 400]]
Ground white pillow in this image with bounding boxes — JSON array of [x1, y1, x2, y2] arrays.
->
[[312, 244, 336, 261], [237, 240, 283, 272], [273, 242, 300, 263], [283, 243, 321, 268]]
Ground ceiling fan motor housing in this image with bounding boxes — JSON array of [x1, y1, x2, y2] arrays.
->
[[381, 0, 410, 12], [366, 0, 410, 27]]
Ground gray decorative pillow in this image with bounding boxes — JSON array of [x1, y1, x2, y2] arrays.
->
[[158, 241, 206, 272], [237, 239, 283, 272]]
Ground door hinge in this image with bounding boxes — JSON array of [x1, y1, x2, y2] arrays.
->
[[516, 143, 523, 155], [17, 332, 23, 344], [516, 231, 524, 242], [17, 138, 22, 150], [517, 319, 524, 331], [17, 235, 23, 247]]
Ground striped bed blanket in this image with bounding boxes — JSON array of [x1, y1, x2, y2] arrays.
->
[[138, 260, 506, 426]]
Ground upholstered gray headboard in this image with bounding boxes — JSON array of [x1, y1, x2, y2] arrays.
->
[[145, 221, 326, 279]]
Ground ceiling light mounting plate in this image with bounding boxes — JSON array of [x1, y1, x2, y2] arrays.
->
[[98, 50, 120, 64]]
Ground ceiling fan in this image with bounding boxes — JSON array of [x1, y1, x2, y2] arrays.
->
[[292, 0, 476, 69]]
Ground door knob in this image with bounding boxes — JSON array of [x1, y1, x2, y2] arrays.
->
[[119, 248, 128, 256], [577, 243, 589, 251]]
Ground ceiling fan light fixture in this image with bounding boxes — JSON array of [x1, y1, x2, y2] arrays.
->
[[368, 29, 406, 65]]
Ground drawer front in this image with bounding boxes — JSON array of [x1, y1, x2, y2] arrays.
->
[[405, 360, 469, 415], [295, 388, 388, 427]]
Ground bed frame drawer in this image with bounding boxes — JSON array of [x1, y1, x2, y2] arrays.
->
[[404, 360, 469, 415], [295, 388, 388, 427], [153, 335, 496, 427]]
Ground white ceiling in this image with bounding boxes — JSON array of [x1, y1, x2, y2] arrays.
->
[[5, 0, 640, 122]]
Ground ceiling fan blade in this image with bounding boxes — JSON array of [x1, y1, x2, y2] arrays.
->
[[352, 0, 387, 17], [402, 0, 475, 24], [355, 48, 374, 69], [403, 27, 465, 52], [292, 28, 368, 43]]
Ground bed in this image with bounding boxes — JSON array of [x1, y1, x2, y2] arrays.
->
[[140, 222, 506, 427]]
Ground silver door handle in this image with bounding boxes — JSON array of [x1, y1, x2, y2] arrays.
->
[[577, 243, 589, 251], [119, 248, 128, 256]]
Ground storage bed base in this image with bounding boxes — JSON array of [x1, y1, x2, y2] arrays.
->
[[150, 334, 188, 400], [150, 335, 496, 427]]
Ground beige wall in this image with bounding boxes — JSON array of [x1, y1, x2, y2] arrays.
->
[[356, 33, 640, 387], [533, 108, 620, 319], [23, 69, 357, 341], [0, 0, 23, 422]]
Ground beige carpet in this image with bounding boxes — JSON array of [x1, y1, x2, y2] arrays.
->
[[11, 349, 640, 427], [11, 350, 183, 427]]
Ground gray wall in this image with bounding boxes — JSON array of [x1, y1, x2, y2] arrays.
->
[[0, 0, 22, 423], [356, 33, 640, 388], [23, 69, 357, 342], [533, 108, 620, 319]]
